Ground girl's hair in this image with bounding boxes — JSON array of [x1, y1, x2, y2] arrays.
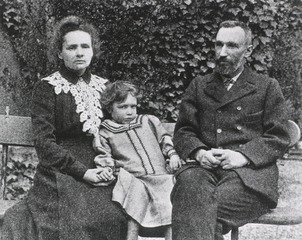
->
[[50, 16, 100, 65], [101, 81, 140, 113]]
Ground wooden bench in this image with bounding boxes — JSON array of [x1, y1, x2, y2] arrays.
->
[[1, 111, 302, 239]]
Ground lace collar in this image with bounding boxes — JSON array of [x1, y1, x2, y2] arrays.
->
[[42, 71, 107, 135], [101, 115, 143, 133]]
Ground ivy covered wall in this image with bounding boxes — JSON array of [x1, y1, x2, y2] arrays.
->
[[0, 0, 301, 123]]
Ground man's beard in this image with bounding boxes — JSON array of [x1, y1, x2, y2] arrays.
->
[[216, 60, 238, 76], [215, 59, 238, 76]]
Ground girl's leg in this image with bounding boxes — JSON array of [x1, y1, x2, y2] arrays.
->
[[165, 225, 172, 240], [126, 218, 139, 240]]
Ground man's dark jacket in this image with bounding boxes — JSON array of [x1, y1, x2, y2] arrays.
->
[[174, 67, 291, 208]]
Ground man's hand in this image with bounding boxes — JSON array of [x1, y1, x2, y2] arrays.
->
[[210, 148, 250, 169], [194, 149, 221, 169]]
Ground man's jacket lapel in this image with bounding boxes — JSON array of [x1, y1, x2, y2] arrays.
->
[[204, 68, 257, 108], [203, 72, 225, 103]]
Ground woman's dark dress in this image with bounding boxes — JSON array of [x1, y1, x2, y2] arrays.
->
[[1, 67, 127, 240]]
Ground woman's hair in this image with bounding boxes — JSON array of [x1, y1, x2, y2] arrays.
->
[[101, 81, 140, 114], [50, 16, 100, 65]]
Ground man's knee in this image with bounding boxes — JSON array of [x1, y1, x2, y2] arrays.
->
[[171, 166, 215, 202]]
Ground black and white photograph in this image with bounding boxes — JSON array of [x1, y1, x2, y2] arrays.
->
[[0, 1, 301, 239]]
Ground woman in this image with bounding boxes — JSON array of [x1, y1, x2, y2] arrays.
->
[[1, 16, 127, 240]]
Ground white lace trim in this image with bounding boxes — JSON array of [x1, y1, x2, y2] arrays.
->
[[42, 71, 107, 136]]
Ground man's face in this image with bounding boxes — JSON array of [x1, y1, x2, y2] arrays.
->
[[215, 26, 251, 77]]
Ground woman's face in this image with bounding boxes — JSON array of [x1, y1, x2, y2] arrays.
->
[[58, 30, 93, 75]]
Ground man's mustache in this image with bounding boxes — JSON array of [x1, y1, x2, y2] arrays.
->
[[216, 58, 232, 64]]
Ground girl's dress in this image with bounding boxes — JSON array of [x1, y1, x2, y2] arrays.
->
[[94, 114, 176, 228], [1, 66, 127, 240]]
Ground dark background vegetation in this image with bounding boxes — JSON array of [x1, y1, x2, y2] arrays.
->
[[0, 0, 301, 199], [0, 0, 301, 122]]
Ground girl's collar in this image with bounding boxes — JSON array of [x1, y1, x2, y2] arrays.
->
[[101, 115, 143, 133]]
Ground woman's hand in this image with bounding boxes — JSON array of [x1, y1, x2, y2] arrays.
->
[[168, 154, 182, 173], [83, 168, 114, 186]]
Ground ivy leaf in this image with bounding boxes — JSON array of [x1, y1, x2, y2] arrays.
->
[[200, 65, 208, 73], [184, 0, 192, 6], [172, 80, 183, 88], [259, 36, 271, 44], [186, 49, 195, 55], [149, 102, 160, 110], [206, 61, 216, 69], [253, 63, 266, 72], [239, 2, 247, 9]]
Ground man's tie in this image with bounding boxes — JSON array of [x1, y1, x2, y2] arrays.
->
[[223, 78, 235, 90]]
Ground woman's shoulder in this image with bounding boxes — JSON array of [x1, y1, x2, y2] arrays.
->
[[91, 74, 108, 84], [90, 74, 108, 92], [33, 72, 60, 93]]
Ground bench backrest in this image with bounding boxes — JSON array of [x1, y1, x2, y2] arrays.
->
[[1, 116, 299, 148], [0, 115, 34, 147]]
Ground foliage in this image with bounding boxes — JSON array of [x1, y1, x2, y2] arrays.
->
[[0, 0, 301, 122], [4, 146, 38, 200], [0, 0, 53, 92]]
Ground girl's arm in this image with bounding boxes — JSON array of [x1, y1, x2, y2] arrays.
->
[[147, 115, 182, 171]]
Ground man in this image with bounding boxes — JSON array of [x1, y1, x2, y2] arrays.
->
[[171, 20, 291, 240]]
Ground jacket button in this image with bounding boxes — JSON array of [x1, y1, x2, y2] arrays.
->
[[237, 106, 242, 111], [237, 125, 242, 130], [217, 129, 222, 133]]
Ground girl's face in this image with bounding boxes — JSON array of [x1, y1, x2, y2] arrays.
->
[[58, 30, 93, 75], [111, 93, 137, 124]]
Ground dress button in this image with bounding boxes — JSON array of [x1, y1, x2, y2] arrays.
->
[[237, 106, 242, 111], [217, 129, 222, 133], [237, 125, 242, 130]]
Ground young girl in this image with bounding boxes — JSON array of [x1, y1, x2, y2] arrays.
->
[[93, 81, 182, 240]]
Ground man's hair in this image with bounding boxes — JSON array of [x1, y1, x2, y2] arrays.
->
[[101, 81, 140, 114], [219, 20, 252, 46], [50, 16, 100, 65]]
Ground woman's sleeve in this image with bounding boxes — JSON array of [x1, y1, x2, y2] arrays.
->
[[31, 80, 88, 178], [147, 115, 177, 158], [93, 132, 115, 169]]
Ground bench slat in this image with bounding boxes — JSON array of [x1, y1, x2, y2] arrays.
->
[[254, 207, 302, 225], [0, 200, 18, 222]]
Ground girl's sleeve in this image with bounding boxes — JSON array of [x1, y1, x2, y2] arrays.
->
[[147, 115, 178, 158], [31, 80, 88, 178]]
